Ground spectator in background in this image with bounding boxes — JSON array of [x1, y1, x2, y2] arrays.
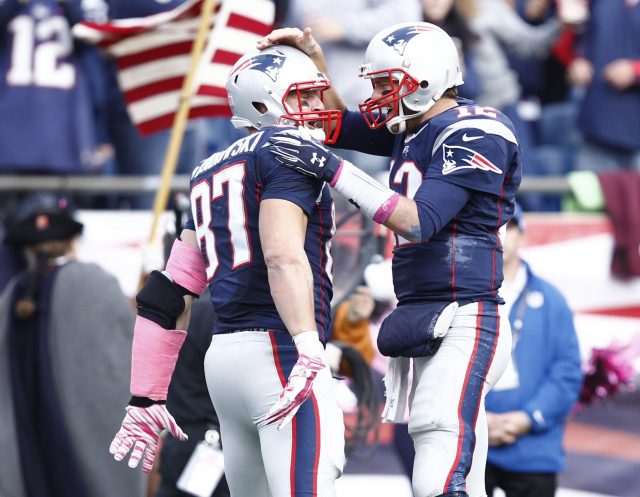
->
[[485, 205, 584, 497], [328, 284, 384, 458], [0, 0, 193, 210], [506, 0, 576, 105], [469, 0, 583, 211], [0, 210, 25, 292], [421, 0, 482, 100], [0, 0, 102, 176], [0, 194, 144, 497], [502, 0, 587, 211], [103, 70, 201, 209], [568, 0, 640, 172], [470, 0, 562, 117], [331, 285, 377, 366]]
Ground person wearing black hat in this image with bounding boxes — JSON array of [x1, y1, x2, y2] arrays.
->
[[484, 204, 584, 497], [2, 196, 85, 319], [0, 195, 145, 497]]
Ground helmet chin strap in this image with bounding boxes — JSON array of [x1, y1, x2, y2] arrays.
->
[[385, 99, 433, 135], [386, 115, 406, 135]]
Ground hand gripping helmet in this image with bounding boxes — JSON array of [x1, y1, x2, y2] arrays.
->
[[226, 45, 342, 143], [358, 22, 464, 134]]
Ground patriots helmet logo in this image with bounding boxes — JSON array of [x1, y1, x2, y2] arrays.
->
[[442, 144, 502, 175], [382, 24, 442, 55], [230, 53, 285, 82]]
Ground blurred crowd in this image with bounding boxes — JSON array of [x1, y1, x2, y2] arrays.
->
[[1, 0, 639, 213]]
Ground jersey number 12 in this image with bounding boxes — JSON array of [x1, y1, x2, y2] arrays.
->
[[7, 15, 75, 89]]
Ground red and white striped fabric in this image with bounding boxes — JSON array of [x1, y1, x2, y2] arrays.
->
[[110, 404, 187, 473], [73, 0, 275, 135]]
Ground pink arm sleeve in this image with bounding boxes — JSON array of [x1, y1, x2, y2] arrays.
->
[[130, 316, 187, 400], [165, 238, 208, 296]]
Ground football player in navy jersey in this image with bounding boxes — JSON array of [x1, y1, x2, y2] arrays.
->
[[258, 23, 521, 497], [0, 0, 97, 174], [109, 45, 345, 497]]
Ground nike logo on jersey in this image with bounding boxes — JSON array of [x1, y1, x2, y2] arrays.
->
[[441, 144, 502, 175], [461, 133, 483, 142]]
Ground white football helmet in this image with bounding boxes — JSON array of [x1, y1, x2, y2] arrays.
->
[[359, 22, 464, 134], [226, 45, 342, 143]]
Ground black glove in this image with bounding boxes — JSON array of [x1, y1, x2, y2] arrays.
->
[[268, 128, 344, 183]]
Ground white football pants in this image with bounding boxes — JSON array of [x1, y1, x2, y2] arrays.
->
[[204, 331, 345, 497], [409, 301, 512, 497]]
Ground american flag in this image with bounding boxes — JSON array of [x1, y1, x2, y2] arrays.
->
[[73, 0, 275, 135]]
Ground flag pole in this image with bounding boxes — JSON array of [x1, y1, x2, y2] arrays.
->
[[146, 0, 217, 248]]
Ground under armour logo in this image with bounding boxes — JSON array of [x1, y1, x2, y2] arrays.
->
[[310, 152, 326, 167]]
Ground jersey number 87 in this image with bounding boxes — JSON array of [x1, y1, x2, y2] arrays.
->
[[190, 161, 252, 279]]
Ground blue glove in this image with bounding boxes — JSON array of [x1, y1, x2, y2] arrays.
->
[[268, 128, 344, 183]]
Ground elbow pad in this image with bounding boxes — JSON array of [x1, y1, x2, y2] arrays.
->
[[136, 270, 186, 329]]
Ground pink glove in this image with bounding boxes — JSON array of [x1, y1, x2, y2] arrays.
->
[[263, 353, 326, 430], [109, 404, 188, 473]]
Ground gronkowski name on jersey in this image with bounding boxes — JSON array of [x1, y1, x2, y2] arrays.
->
[[187, 127, 335, 341]]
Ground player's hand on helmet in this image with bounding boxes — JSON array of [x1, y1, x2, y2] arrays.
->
[[268, 127, 344, 183], [257, 27, 323, 59], [263, 331, 327, 430], [109, 402, 187, 473]]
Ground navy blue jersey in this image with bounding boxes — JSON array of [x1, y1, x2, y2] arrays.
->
[[0, 0, 96, 173], [187, 128, 334, 341], [338, 99, 522, 305]]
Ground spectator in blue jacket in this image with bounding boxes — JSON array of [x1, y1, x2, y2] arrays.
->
[[485, 205, 584, 497]]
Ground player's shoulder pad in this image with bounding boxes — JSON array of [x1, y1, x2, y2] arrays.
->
[[260, 123, 298, 141], [429, 126, 510, 177], [431, 116, 518, 157]]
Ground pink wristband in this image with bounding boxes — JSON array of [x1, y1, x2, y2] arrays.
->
[[633, 61, 640, 82], [130, 316, 187, 400], [329, 161, 345, 188], [165, 238, 207, 295], [373, 193, 400, 224]]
